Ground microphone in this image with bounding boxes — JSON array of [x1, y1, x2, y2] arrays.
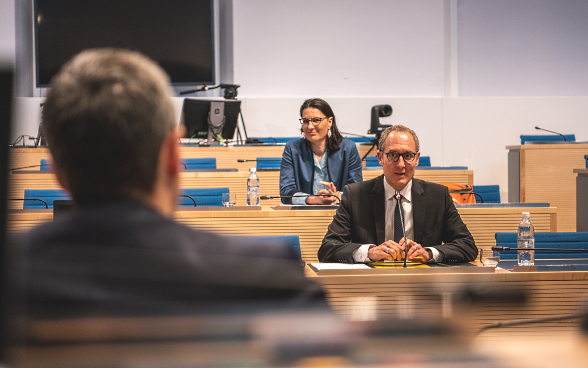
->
[[535, 126, 567, 141], [395, 191, 409, 268], [238, 158, 281, 163], [179, 84, 240, 99], [260, 193, 341, 202], [178, 194, 197, 207], [9, 198, 49, 209], [9, 164, 49, 172]]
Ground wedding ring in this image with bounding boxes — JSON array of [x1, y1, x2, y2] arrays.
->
[[386, 247, 390, 254]]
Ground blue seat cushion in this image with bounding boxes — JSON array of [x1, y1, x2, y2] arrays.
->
[[179, 188, 229, 207], [247, 235, 301, 260], [23, 189, 70, 209], [520, 134, 575, 144], [40, 159, 51, 171], [472, 185, 501, 203], [181, 158, 217, 170], [256, 157, 282, 169], [495, 232, 588, 259]]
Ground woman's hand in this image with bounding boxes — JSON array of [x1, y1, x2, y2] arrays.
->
[[306, 181, 339, 205]]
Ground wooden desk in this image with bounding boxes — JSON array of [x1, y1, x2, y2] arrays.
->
[[9, 169, 474, 210], [575, 169, 588, 232], [8, 205, 556, 264], [507, 143, 588, 232], [9, 144, 379, 172], [307, 267, 588, 335]]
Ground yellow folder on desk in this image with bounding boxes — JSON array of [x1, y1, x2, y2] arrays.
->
[[369, 260, 429, 268]]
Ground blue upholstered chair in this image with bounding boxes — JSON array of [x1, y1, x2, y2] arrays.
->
[[180, 158, 217, 170], [40, 159, 51, 171], [472, 185, 501, 203], [365, 156, 380, 169], [495, 232, 588, 260], [247, 235, 302, 260], [256, 157, 282, 170], [178, 188, 229, 207], [23, 189, 70, 209], [520, 134, 575, 144], [585, 154, 587, 169], [417, 156, 431, 167]]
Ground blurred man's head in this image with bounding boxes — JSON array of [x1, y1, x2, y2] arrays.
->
[[42, 48, 181, 214]]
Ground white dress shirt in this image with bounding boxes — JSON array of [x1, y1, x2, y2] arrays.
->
[[352, 177, 441, 263]]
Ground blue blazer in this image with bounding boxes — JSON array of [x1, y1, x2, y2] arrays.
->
[[279, 138, 363, 204]]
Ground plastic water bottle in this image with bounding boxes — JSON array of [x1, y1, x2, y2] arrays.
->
[[247, 167, 260, 206], [517, 212, 535, 266]]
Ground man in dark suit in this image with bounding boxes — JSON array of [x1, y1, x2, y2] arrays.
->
[[319, 125, 477, 264], [11, 48, 326, 319]]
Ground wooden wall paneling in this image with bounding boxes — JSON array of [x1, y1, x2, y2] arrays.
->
[[519, 143, 588, 232]]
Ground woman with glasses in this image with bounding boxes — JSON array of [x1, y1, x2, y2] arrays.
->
[[279, 98, 363, 205]]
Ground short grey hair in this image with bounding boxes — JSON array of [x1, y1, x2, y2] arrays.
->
[[42, 48, 176, 203], [378, 125, 420, 153]]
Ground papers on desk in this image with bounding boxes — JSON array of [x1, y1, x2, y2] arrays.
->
[[308, 263, 370, 274], [309, 262, 495, 275]]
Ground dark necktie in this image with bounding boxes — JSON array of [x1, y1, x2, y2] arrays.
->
[[394, 194, 404, 243]]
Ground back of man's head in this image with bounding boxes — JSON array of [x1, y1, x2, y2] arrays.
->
[[42, 48, 176, 204]]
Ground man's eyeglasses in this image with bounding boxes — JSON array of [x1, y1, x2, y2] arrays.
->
[[299, 117, 328, 126], [384, 151, 417, 163]]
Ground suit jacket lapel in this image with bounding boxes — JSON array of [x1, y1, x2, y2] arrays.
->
[[371, 175, 386, 245], [412, 179, 426, 244]]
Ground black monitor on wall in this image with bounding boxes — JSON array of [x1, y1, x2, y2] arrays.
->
[[181, 99, 241, 142], [34, 0, 215, 87]]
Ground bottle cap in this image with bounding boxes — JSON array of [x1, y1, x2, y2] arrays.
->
[[250, 167, 256, 173], [522, 212, 530, 220]]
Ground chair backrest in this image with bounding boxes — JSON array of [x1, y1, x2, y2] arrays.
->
[[256, 157, 282, 170], [585, 154, 587, 169], [179, 188, 229, 207], [520, 134, 575, 144], [417, 156, 431, 167], [495, 232, 588, 259], [246, 235, 302, 260], [365, 156, 380, 168], [40, 159, 51, 171], [439, 183, 476, 204], [472, 185, 501, 203], [181, 158, 216, 170], [23, 189, 70, 209]]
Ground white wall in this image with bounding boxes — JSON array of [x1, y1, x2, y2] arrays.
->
[[4, 0, 588, 202], [233, 0, 446, 96], [0, 0, 15, 65], [458, 0, 588, 96], [232, 0, 588, 201]]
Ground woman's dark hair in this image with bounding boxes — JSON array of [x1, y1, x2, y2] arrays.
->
[[300, 98, 343, 151]]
